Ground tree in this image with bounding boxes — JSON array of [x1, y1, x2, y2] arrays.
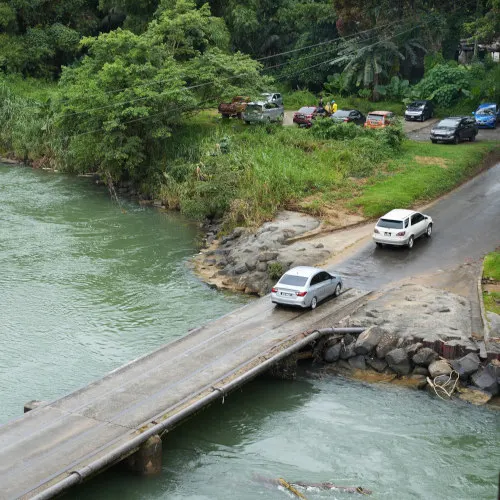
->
[[54, 0, 269, 183]]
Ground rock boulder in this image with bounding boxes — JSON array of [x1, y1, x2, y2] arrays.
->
[[413, 348, 439, 367], [386, 348, 411, 375], [451, 353, 481, 380], [354, 326, 385, 355]]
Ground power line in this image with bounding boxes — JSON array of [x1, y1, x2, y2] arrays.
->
[[55, 19, 403, 105], [57, 21, 406, 120], [68, 20, 431, 139]]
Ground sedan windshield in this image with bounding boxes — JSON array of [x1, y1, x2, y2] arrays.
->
[[476, 108, 494, 116], [437, 119, 460, 127], [279, 275, 308, 287], [297, 107, 316, 114], [377, 218, 403, 229]]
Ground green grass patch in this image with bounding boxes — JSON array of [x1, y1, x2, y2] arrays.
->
[[483, 292, 500, 315], [349, 141, 498, 217], [483, 251, 500, 281]]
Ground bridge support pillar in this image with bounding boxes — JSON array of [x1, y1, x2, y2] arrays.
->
[[24, 400, 47, 413], [125, 434, 162, 475]]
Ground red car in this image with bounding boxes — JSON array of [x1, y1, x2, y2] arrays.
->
[[293, 106, 318, 128]]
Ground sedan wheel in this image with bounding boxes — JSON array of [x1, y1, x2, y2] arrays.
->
[[453, 135, 459, 145], [425, 224, 432, 238], [470, 134, 476, 142], [407, 236, 414, 249], [310, 296, 318, 310], [334, 283, 342, 297]]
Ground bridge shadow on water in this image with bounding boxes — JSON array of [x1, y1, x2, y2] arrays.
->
[[72, 372, 319, 499]]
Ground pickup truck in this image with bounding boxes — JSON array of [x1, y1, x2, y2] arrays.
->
[[218, 96, 250, 118]]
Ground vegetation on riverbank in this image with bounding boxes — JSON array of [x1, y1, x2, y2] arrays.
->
[[1, 0, 499, 230], [484, 251, 500, 281], [483, 250, 500, 315]]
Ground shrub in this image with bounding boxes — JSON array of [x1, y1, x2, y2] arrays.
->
[[267, 261, 284, 281], [412, 63, 472, 107], [310, 120, 362, 140]]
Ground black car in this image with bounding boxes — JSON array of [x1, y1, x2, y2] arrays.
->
[[405, 100, 434, 121], [330, 109, 366, 125], [430, 116, 478, 144]]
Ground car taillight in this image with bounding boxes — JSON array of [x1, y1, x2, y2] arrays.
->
[[296, 291, 307, 297], [396, 231, 406, 236], [374, 228, 379, 234], [271, 287, 278, 293], [343, 118, 349, 122]]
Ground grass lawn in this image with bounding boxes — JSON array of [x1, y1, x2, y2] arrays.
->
[[347, 141, 499, 217], [483, 251, 500, 281], [168, 112, 499, 228], [482, 251, 500, 315], [483, 292, 500, 315]]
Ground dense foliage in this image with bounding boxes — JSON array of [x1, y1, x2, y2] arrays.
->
[[0, 0, 498, 226]]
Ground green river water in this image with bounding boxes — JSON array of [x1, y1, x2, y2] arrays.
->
[[0, 164, 498, 500]]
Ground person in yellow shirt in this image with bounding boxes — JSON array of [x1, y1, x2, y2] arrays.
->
[[325, 99, 337, 115]]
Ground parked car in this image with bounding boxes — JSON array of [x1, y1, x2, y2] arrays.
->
[[293, 106, 318, 127], [260, 92, 283, 107], [242, 101, 284, 124], [218, 96, 250, 119], [430, 116, 478, 144], [271, 266, 342, 309], [473, 103, 499, 129], [330, 109, 366, 125], [364, 111, 396, 129], [373, 209, 433, 249], [405, 100, 434, 122]]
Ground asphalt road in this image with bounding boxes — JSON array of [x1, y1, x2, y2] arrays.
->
[[333, 162, 500, 291], [406, 120, 500, 142], [283, 112, 500, 142]]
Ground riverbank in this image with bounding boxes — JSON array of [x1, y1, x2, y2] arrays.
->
[[192, 147, 500, 297], [313, 282, 500, 407]]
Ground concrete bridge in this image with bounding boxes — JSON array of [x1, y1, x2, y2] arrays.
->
[[0, 288, 370, 500]]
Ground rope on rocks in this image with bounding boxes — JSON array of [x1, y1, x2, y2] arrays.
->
[[426, 370, 459, 400]]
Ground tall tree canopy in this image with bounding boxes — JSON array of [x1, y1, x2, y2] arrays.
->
[[54, 0, 270, 182]]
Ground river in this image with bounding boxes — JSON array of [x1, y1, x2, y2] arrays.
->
[[0, 164, 498, 500]]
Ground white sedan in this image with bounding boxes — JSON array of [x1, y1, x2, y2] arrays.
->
[[373, 209, 433, 249], [271, 266, 342, 309]]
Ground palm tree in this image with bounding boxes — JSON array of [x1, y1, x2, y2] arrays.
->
[[334, 36, 405, 98]]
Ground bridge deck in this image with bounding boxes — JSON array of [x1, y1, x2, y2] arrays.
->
[[0, 289, 370, 499]]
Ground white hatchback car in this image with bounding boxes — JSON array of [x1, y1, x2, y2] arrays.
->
[[271, 266, 342, 309], [373, 209, 433, 249]]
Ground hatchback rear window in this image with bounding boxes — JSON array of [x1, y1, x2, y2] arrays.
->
[[377, 218, 403, 229], [246, 104, 263, 112], [279, 275, 308, 286], [367, 114, 384, 123]]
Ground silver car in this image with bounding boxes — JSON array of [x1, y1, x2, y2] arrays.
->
[[242, 101, 284, 124], [271, 266, 343, 309]]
